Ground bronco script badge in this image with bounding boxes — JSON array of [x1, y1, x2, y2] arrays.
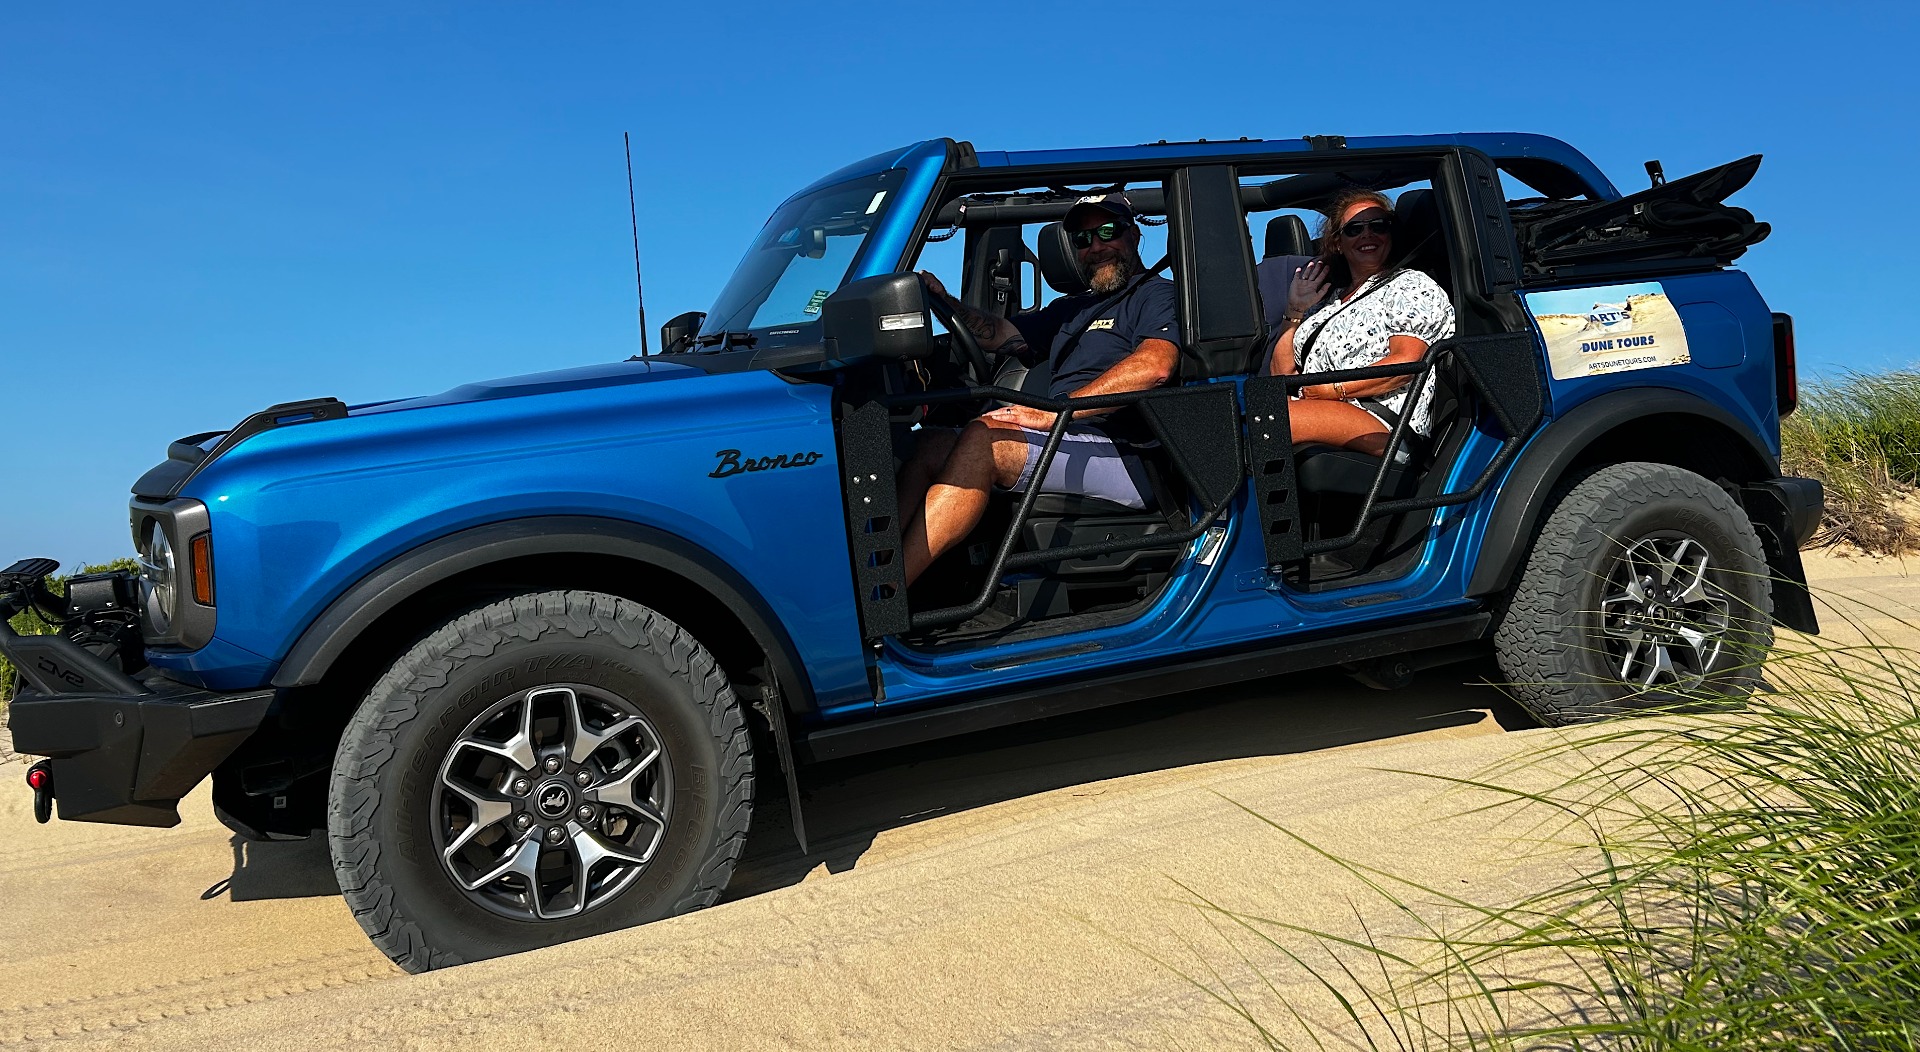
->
[[709, 448, 825, 479]]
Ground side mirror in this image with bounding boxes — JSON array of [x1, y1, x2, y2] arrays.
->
[[819, 273, 933, 364], [660, 310, 705, 355]]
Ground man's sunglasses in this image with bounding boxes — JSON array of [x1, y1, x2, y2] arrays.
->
[[1339, 217, 1394, 238], [1069, 222, 1130, 249]]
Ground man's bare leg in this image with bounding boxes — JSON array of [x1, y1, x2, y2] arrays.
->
[[896, 427, 961, 540], [902, 420, 1030, 586]]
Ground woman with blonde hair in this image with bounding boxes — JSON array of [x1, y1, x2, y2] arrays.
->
[[1269, 189, 1454, 456]]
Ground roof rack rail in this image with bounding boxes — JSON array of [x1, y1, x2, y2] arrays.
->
[[1137, 137, 1256, 147]]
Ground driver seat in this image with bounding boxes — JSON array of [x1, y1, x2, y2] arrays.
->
[[1014, 453, 1187, 620], [990, 221, 1087, 394], [992, 222, 1187, 618]]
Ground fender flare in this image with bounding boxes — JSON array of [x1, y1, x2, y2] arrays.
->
[[270, 516, 815, 712], [1464, 388, 1779, 598]]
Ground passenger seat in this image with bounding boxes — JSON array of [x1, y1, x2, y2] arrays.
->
[[1256, 214, 1317, 334]]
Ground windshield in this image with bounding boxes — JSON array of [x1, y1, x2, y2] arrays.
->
[[698, 168, 905, 345]]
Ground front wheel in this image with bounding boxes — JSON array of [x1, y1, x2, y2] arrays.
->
[[328, 591, 754, 972], [1494, 462, 1774, 726]]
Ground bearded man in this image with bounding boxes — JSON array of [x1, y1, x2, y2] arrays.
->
[[900, 192, 1182, 587]]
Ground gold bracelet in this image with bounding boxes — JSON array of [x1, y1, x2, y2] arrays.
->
[[1333, 381, 1346, 399]]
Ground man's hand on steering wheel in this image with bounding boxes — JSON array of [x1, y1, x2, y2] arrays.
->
[[917, 271, 995, 384]]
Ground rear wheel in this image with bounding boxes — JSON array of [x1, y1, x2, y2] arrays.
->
[[1494, 462, 1773, 725], [328, 591, 753, 971]]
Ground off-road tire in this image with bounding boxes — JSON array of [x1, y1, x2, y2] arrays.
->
[[328, 591, 753, 972], [1494, 462, 1773, 726]]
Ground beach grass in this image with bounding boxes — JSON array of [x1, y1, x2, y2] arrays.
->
[[1189, 585, 1920, 1050], [1782, 370, 1920, 554]]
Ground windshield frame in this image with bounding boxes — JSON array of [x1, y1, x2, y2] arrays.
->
[[696, 168, 908, 351]]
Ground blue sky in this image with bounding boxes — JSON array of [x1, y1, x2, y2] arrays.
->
[[3, 1, 1915, 564]]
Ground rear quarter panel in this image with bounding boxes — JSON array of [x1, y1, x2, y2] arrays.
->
[[1523, 268, 1781, 454]]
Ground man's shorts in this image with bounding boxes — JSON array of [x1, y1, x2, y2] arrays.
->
[[1004, 424, 1152, 510]]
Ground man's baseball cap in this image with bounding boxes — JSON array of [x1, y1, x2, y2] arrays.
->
[[1063, 191, 1136, 228]]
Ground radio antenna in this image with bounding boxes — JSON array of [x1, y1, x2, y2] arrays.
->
[[624, 132, 649, 357]]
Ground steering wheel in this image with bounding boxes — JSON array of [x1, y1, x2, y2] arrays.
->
[[921, 281, 996, 385]]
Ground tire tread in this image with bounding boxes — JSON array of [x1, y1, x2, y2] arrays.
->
[[1493, 462, 1773, 725], [327, 591, 753, 973]]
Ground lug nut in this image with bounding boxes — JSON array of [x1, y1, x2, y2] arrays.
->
[[514, 812, 533, 831], [543, 756, 563, 774], [576, 804, 595, 822], [511, 778, 531, 795], [574, 769, 593, 787], [544, 826, 567, 845]]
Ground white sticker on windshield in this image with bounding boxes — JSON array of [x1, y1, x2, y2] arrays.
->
[[1527, 281, 1693, 381], [879, 312, 926, 332], [865, 191, 887, 215]]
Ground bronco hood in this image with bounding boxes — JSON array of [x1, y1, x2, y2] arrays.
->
[[357, 358, 711, 416], [133, 358, 715, 499]]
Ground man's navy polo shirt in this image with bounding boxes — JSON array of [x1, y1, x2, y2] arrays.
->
[[1012, 274, 1182, 401]]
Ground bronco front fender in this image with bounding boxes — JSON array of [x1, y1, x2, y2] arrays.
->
[[269, 516, 819, 712]]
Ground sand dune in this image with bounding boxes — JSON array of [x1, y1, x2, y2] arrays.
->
[[0, 556, 1908, 1049]]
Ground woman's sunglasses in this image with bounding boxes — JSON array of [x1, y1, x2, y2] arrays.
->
[[1339, 217, 1394, 238], [1069, 222, 1130, 249]]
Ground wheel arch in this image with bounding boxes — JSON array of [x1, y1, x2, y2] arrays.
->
[[270, 516, 815, 717], [1465, 388, 1780, 598]]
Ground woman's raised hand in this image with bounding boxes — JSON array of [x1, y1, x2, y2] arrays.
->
[[1287, 261, 1330, 317]]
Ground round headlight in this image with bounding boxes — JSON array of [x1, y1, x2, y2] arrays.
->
[[142, 526, 177, 632]]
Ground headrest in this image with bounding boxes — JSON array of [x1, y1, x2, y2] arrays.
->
[[1263, 215, 1311, 259], [1037, 222, 1090, 296], [1394, 189, 1439, 244], [1390, 188, 1451, 292]]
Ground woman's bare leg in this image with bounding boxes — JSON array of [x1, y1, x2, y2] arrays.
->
[[1286, 399, 1392, 456]]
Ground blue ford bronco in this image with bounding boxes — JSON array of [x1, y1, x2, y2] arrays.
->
[[1, 134, 1822, 971]]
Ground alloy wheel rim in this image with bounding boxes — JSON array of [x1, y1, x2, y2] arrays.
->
[[1597, 534, 1733, 691], [432, 684, 671, 921]]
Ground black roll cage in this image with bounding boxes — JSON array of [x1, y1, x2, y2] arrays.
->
[[880, 382, 1241, 632], [837, 145, 1544, 641], [1243, 330, 1543, 565]]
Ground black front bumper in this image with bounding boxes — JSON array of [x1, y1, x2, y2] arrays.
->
[[3, 624, 270, 828]]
